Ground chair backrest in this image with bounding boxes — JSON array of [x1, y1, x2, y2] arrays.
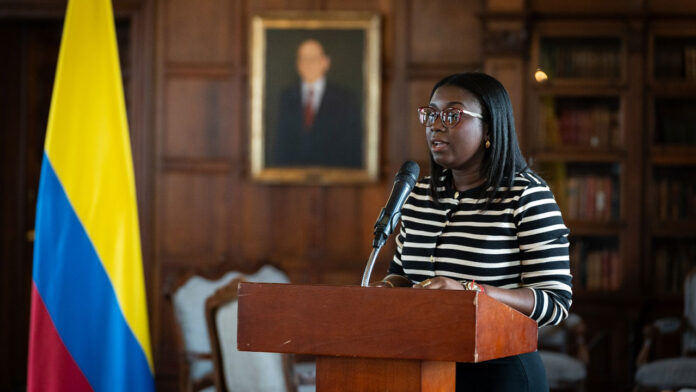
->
[[206, 265, 294, 392], [683, 268, 696, 355], [171, 271, 244, 389], [537, 313, 588, 391], [538, 313, 585, 357]]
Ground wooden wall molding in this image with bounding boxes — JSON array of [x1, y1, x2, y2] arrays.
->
[[482, 27, 528, 56], [407, 64, 484, 78], [161, 158, 235, 173], [164, 63, 238, 78]]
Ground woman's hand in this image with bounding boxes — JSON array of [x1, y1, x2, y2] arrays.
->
[[412, 276, 464, 290], [413, 277, 534, 316], [370, 274, 413, 288], [369, 280, 394, 288]]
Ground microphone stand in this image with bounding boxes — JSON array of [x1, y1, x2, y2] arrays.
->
[[360, 160, 419, 287], [361, 228, 389, 287], [360, 246, 382, 287]]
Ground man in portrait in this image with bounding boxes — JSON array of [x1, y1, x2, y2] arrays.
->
[[269, 39, 363, 168]]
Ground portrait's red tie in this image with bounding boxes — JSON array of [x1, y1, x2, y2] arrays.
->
[[303, 88, 314, 129]]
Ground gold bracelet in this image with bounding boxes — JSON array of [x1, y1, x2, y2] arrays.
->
[[460, 279, 485, 294], [382, 280, 395, 288]]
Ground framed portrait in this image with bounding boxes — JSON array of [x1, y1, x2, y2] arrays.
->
[[250, 12, 381, 184]]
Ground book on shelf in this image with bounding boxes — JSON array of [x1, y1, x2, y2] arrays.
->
[[653, 242, 696, 294], [540, 38, 620, 79], [541, 97, 561, 147], [653, 38, 696, 80], [684, 46, 696, 80], [571, 239, 621, 291], [545, 162, 568, 215], [654, 44, 683, 79], [540, 98, 620, 149], [564, 175, 615, 221], [655, 99, 696, 145], [655, 176, 696, 221]]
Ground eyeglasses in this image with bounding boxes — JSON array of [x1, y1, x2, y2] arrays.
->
[[417, 106, 483, 127]]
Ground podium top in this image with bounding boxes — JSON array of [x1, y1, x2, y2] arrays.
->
[[237, 283, 537, 363]]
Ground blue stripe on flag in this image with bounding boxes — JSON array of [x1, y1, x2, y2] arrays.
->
[[33, 154, 154, 392]]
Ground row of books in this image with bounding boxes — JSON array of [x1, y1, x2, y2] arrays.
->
[[539, 39, 696, 80], [540, 39, 621, 79], [687, 47, 696, 80], [655, 177, 696, 221], [540, 97, 623, 149], [559, 175, 619, 221], [653, 44, 696, 80], [571, 240, 621, 291], [655, 99, 696, 144], [653, 243, 696, 294]]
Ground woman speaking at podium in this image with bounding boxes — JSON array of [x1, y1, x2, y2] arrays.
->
[[372, 72, 571, 391]]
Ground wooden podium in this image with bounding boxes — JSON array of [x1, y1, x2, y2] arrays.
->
[[237, 283, 537, 391]]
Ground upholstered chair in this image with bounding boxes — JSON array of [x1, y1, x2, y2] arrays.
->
[[635, 268, 696, 391], [205, 265, 316, 392], [169, 271, 243, 391], [538, 313, 590, 392]]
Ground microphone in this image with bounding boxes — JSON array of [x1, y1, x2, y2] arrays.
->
[[372, 160, 420, 248], [361, 161, 420, 286]]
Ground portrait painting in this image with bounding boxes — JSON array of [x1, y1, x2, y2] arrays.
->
[[250, 12, 381, 183]]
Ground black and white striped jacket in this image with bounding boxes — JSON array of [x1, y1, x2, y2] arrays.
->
[[388, 171, 572, 326]]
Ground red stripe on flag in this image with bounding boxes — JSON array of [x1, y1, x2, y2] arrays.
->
[[27, 283, 93, 392]]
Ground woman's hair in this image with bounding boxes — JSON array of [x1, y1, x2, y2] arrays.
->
[[428, 72, 528, 208]]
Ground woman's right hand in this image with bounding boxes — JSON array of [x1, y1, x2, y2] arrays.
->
[[369, 280, 394, 288], [369, 274, 411, 288]]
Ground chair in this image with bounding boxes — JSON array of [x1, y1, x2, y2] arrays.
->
[[635, 268, 696, 392], [538, 313, 590, 392], [205, 265, 316, 392], [168, 270, 244, 391]]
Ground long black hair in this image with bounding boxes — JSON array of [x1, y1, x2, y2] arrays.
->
[[428, 72, 529, 209]]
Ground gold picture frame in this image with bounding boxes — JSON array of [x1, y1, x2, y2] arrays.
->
[[250, 12, 381, 184]]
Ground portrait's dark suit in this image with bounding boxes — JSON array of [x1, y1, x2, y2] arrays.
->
[[269, 83, 362, 168]]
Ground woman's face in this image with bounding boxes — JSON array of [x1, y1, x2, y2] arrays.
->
[[426, 85, 487, 172]]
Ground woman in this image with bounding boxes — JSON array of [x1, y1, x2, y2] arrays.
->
[[372, 72, 571, 391]]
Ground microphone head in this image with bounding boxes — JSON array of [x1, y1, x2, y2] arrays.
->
[[371, 160, 420, 249], [396, 160, 420, 185]]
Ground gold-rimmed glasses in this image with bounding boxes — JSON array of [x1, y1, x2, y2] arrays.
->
[[417, 106, 483, 127]]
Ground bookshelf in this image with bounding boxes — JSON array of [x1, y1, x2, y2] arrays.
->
[[528, 21, 635, 297], [645, 21, 696, 303], [526, 20, 644, 389], [480, 4, 696, 388], [522, 15, 696, 389]]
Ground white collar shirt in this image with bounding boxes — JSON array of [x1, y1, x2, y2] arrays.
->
[[301, 78, 326, 113]]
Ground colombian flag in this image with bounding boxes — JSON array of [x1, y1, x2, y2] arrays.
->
[[27, 0, 154, 390]]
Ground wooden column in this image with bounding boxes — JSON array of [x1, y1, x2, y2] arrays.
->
[[480, 2, 528, 150]]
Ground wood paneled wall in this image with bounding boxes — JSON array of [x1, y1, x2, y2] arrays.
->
[[0, 0, 491, 389], [144, 0, 696, 387], [152, 0, 486, 387], [6, 0, 696, 390]]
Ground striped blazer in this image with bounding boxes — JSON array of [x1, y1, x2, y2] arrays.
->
[[389, 171, 572, 326]]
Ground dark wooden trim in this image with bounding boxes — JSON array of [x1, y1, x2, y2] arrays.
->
[[161, 158, 235, 174], [124, 0, 158, 363], [406, 63, 484, 79], [165, 63, 238, 78]]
